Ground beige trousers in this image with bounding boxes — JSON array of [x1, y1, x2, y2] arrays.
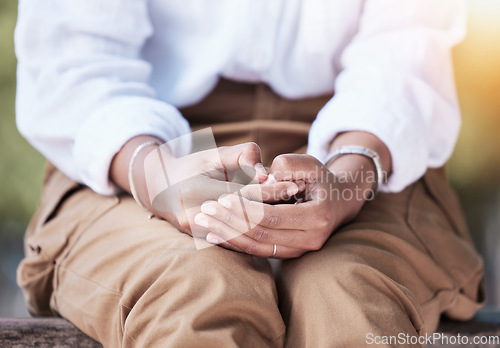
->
[[17, 80, 484, 347]]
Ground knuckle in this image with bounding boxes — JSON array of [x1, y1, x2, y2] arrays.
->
[[253, 227, 268, 241], [307, 238, 324, 251], [244, 142, 261, 154], [316, 215, 330, 229], [311, 209, 330, 229], [264, 214, 280, 228], [243, 243, 257, 255], [222, 210, 233, 224]]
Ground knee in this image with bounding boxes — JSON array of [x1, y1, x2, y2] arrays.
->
[[122, 247, 285, 346], [281, 248, 418, 313], [279, 249, 422, 345], [280, 249, 366, 304], [167, 247, 277, 304]]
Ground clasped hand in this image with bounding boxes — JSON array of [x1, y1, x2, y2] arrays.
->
[[146, 143, 369, 259]]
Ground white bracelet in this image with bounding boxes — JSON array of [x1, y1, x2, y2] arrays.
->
[[128, 140, 162, 209], [324, 145, 384, 194]]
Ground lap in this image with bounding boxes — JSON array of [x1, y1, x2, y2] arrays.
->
[[17, 165, 483, 346], [278, 168, 483, 345], [18, 166, 284, 346]]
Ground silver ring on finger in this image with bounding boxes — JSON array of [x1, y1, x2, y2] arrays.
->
[[271, 244, 277, 258]]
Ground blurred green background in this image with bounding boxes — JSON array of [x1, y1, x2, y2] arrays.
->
[[0, 1, 45, 224], [0, 1, 499, 316], [1, 1, 45, 316]]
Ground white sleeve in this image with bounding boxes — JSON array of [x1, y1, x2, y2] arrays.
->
[[307, 0, 466, 192], [15, 0, 191, 195]]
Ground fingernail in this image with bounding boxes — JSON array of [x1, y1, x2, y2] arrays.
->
[[264, 174, 277, 185], [218, 196, 231, 209], [200, 202, 217, 215], [296, 180, 306, 191], [194, 213, 209, 228], [206, 233, 220, 244], [287, 184, 299, 196], [254, 163, 267, 176]]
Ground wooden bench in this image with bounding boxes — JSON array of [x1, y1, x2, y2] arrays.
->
[[0, 318, 102, 348], [1, 310, 499, 347]]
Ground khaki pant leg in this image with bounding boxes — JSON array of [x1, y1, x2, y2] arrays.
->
[[279, 169, 484, 348], [18, 170, 285, 348]]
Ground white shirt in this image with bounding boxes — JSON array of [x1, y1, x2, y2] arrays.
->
[[15, 0, 465, 195]]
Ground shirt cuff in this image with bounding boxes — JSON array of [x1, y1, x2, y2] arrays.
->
[[74, 96, 191, 195], [307, 92, 430, 193]]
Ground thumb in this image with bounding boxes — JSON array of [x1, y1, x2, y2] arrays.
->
[[218, 142, 268, 183], [238, 181, 301, 203], [269, 154, 323, 182]]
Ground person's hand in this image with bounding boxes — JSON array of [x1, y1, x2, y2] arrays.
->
[[194, 153, 375, 258], [141, 142, 300, 238]]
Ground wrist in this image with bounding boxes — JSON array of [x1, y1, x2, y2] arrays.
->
[[326, 131, 392, 198], [328, 131, 392, 176], [328, 154, 375, 196], [110, 135, 165, 210], [326, 147, 383, 194], [130, 141, 163, 210], [326, 154, 376, 225]]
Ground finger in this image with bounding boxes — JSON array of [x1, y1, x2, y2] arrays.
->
[[196, 214, 306, 258], [201, 200, 252, 233], [203, 233, 247, 254], [200, 201, 311, 248], [216, 237, 306, 259], [237, 182, 301, 203], [263, 173, 307, 193], [200, 178, 245, 198], [269, 154, 324, 182], [217, 194, 321, 230], [195, 212, 269, 257], [152, 175, 245, 213], [218, 143, 268, 183]]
